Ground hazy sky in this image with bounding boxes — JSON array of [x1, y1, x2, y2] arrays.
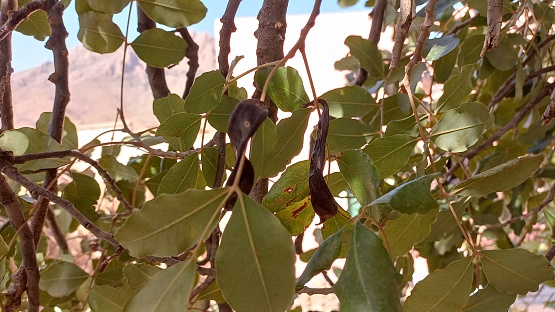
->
[[11, 0, 369, 72]]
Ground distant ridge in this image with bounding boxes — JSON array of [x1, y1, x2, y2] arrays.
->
[[11, 32, 216, 129]]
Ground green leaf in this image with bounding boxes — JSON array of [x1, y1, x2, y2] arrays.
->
[[264, 108, 311, 178], [435, 64, 474, 112], [423, 199, 468, 243], [136, 0, 207, 28], [344, 35, 384, 77], [78, 11, 125, 53], [36, 113, 79, 150], [434, 47, 458, 83], [254, 67, 309, 112], [124, 260, 196, 311], [452, 155, 544, 197], [334, 221, 402, 311], [458, 34, 485, 67], [39, 261, 89, 297], [275, 196, 315, 236], [337, 149, 380, 207], [63, 172, 100, 222], [263, 160, 309, 212], [116, 188, 228, 257], [404, 257, 473, 312], [250, 118, 278, 180], [155, 112, 202, 151], [216, 194, 296, 312], [153, 93, 185, 123], [157, 152, 199, 194], [485, 43, 518, 71], [201, 147, 219, 187], [371, 174, 439, 215], [131, 28, 186, 68], [480, 249, 554, 295], [384, 115, 423, 137], [431, 102, 491, 152], [89, 285, 134, 312], [0, 127, 69, 172], [423, 34, 460, 61], [322, 209, 351, 239], [326, 172, 349, 196], [206, 95, 239, 132], [383, 209, 438, 258], [123, 263, 162, 290], [320, 86, 377, 118], [338, 0, 359, 8], [84, 0, 129, 13], [327, 118, 372, 154], [462, 286, 516, 312], [364, 134, 417, 178], [296, 230, 342, 289], [99, 155, 138, 182], [16, 0, 50, 40], [184, 70, 226, 113]]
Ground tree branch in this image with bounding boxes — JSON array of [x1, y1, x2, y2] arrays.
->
[[447, 14, 480, 35], [218, 0, 241, 78], [0, 0, 18, 132], [445, 83, 555, 179], [0, 0, 47, 42], [481, 0, 503, 56], [296, 286, 335, 295], [178, 28, 199, 99], [137, 7, 170, 99], [390, 0, 413, 71], [353, 0, 386, 86]]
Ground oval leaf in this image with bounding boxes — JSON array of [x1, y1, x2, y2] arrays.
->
[[370, 174, 439, 215], [155, 112, 202, 151], [334, 221, 403, 311], [153, 93, 185, 123], [462, 286, 516, 312], [184, 70, 226, 113], [262, 160, 310, 212], [216, 194, 296, 312], [344, 35, 384, 77], [78, 11, 124, 54], [321, 86, 377, 118], [337, 149, 380, 207], [383, 209, 438, 258], [116, 188, 228, 257], [404, 257, 473, 312], [157, 152, 200, 195], [431, 102, 491, 153], [327, 118, 373, 154], [254, 66, 309, 112], [84, 0, 130, 14], [296, 230, 342, 289], [364, 134, 417, 178], [131, 28, 186, 68], [137, 0, 207, 28], [435, 64, 474, 112], [480, 249, 554, 295], [452, 155, 544, 197], [39, 261, 89, 297], [89, 285, 134, 312]]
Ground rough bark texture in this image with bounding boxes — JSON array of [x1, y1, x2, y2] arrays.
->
[[390, 0, 413, 70], [250, 0, 288, 203], [218, 0, 242, 78], [481, 0, 503, 56], [0, 0, 17, 131], [137, 7, 170, 99]]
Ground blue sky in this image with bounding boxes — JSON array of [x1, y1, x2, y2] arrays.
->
[[11, 0, 369, 72]]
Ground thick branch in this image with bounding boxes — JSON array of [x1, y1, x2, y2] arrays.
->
[[0, 174, 40, 312], [403, 0, 438, 79], [137, 7, 169, 99], [0, 0, 18, 132], [31, 0, 70, 251], [390, 0, 413, 71], [353, 0, 386, 86], [218, 0, 241, 78], [178, 28, 199, 99], [481, 0, 503, 56], [0, 0, 47, 42]]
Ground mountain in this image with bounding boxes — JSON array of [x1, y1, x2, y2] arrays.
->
[[11, 32, 216, 129]]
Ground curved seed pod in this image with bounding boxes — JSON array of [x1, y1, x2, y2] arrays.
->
[[309, 99, 339, 223], [225, 99, 268, 209]]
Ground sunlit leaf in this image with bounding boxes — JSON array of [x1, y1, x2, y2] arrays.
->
[[63, 172, 100, 222], [36, 113, 79, 150], [320, 86, 377, 118], [364, 134, 417, 178], [263, 160, 309, 212], [431, 102, 491, 153], [78, 11, 124, 53], [452, 155, 544, 197], [334, 221, 402, 311], [16, 0, 50, 40], [275, 196, 315, 235], [480, 249, 554, 295], [153, 93, 185, 123], [136, 0, 207, 28], [84, 0, 129, 14], [404, 257, 473, 311], [116, 188, 228, 257], [371, 174, 439, 215], [337, 149, 380, 206], [131, 28, 186, 68], [255, 67, 309, 112], [216, 194, 296, 312], [423, 34, 460, 61]]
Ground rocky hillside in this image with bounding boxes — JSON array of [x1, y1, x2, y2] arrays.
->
[[11, 32, 216, 129]]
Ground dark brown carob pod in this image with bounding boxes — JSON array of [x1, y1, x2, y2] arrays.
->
[[308, 99, 339, 223], [225, 99, 268, 209]]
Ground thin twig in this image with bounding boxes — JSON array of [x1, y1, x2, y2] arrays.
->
[[353, 0, 386, 86], [0, 0, 48, 42], [447, 14, 481, 35], [296, 286, 335, 295], [218, 0, 242, 78], [390, 0, 413, 71], [178, 28, 199, 99]]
